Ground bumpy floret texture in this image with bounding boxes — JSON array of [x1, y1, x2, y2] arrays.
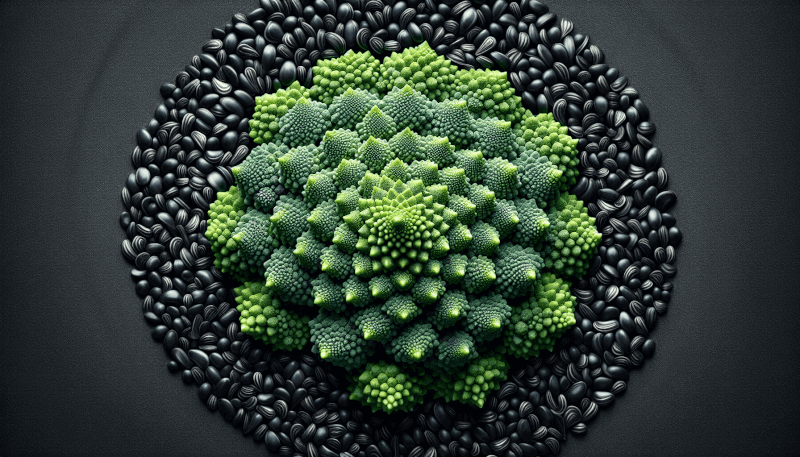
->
[[234, 281, 309, 350], [433, 351, 509, 408], [515, 112, 579, 192], [310, 50, 380, 104], [465, 293, 511, 343], [249, 82, 310, 144], [448, 69, 526, 124], [540, 193, 602, 278], [426, 330, 477, 371], [276, 97, 331, 147], [309, 312, 372, 370], [209, 45, 598, 412], [349, 361, 427, 414], [504, 273, 577, 357], [231, 209, 278, 277], [206, 186, 246, 280], [514, 150, 562, 208]]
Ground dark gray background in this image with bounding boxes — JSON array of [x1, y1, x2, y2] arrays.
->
[[1, 0, 798, 455]]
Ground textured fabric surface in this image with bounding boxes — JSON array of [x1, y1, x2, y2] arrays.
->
[[0, 0, 798, 456]]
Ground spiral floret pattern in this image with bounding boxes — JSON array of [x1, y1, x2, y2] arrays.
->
[[208, 43, 599, 414]]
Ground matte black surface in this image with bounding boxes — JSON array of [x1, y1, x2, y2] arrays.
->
[[1, 0, 798, 456]]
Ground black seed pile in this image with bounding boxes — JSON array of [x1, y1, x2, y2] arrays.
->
[[119, 0, 681, 455]]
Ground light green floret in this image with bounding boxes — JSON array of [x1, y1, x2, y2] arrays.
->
[[430, 100, 472, 146], [355, 179, 451, 273], [466, 221, 501, 257], [442, 254, 468, 285], [449, 69, 525, 124], [329, 87, 381, 130], [269, 194, 309, 245], [309, 312, 373, 370], [491, 199, 520, 239], [275, 97, 331, 147], [382, 85, 434, 131], [278, 145, 315, 194], [467, 183, 496, 221], [483, 157, 519, 200], [357, 172, 382, 197], [357, 136, 392, 172], [494, 243, 543, 300], [319, 129, 360, 169], [343, 275, 373, 308], [376, 42, 456, 101], [389, 323, 439, 363], [333, 223, 359, 254], [465, 293, 511, 343], [381, 158, 410, 181], [354, 305, 398, 342], [303, 171, 337, 207], [447, 195, 477, 226], [382, 294, 420, 323], [446, 223, 473, 254], [206, 185, 246, 279], [349, 361, 427, 414], [516, 112, 579, 192], [263, 246, 313, 307], [311, 273, 345, 313], [453, 149, 485, 183], [249, 82, 310, 144], [310, 50, 381, 104], [334, 158, 368, 190], [388, 128, 426, 163], [307, 199, 340, 242], [439, 167, 468, 196], [409, 160, 439, 186], [433, 351, 509, 408], [234, 281, 310, 351], [512, 198, 550, 248], [319, 245, 353, 280], [429, 290, 469, 330], [231, 209, 279, 277], [472, 118, 519, 160], [357, 106, 397, 141], [233, 142, 286, 206], [411, 277, 446, 306], [425, 184, 449, 204], [425, 136, 456, 167], [514, 150, 562, 208], [464, 255, 496, 294], [427, 330, 478, 370], [540, 193, 602, 278], [335, 186, 361, 216], [368, 275, 395, 299], [504, 272, 577, 357]]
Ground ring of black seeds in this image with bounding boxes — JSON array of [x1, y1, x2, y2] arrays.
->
[[119, 0, 681, 455]]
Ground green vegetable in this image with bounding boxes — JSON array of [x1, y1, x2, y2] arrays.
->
[[208, 44, 600, 414], [504, 272, 577, 357]]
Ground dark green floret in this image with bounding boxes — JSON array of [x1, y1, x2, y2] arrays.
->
[[309, 312, 372, 370], [427, 330, 477, 370], [465, 292, 511, 343]]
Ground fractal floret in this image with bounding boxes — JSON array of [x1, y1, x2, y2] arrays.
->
[[208, 43, 601, 414]]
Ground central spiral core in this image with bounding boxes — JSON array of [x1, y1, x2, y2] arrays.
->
[[356, 179, 451, 274]]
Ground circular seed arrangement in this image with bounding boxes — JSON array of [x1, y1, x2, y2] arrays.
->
[[120, 1, 681, 455]]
